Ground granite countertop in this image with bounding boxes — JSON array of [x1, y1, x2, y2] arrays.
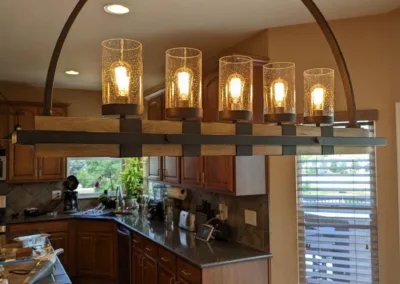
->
[[6, 213, 272, 269]]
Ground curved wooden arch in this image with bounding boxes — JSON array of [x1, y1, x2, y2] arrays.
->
[[42, 0, 358, 127]]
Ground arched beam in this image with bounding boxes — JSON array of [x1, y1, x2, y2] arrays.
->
[[42, 0, 359, 128]]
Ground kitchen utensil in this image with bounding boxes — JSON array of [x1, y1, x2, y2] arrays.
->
[[178, 211, 196, 232]]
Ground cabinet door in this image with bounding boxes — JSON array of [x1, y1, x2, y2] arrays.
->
[[77, 232, 96, 275], [203, 156, 234, 192], [142, 256, 157, 284], [202, 76, 234, 193], [38, 107, 66, 181], [8, 106, 38, 181], [94, 233, 115, 278], [181, 157, 202, 186], [147, 95, 164, 181], [177, 277, 190, 284], [163, 156, 180, 184], [132, 249, 143, 284], [48, 232, 68, 272], [158, 265, 176, 284]]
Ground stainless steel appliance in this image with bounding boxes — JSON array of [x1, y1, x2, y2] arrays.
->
[[179, 210, 196, 232], [63, 175, 79, 213], [0, 149, 6, 181], [117, 225, 131, 284], [0, 196, 6, 233]]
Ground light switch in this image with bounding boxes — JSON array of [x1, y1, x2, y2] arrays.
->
[[245, 210, 257, 226]]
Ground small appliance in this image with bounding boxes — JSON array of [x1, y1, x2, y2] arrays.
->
[[0, 149, 6, 181], [146, 200, 164, 220], [63, 175, 79, 213], [178, 210, 196, 232], [24, 208, 40, 217]]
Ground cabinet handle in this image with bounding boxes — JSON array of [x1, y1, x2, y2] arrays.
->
[[161, 257, 169, 262], [133, 239, 139, 244], [181, 270, 192, 276], [201, 172, 205, 184], [145, 247, 152, 252]]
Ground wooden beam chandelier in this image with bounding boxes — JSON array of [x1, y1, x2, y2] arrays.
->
[[13, 0, 386, 158]]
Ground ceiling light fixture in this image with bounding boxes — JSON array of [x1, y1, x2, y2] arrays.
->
[[104, 4, 130, 15], [65, 70, 80, 75]]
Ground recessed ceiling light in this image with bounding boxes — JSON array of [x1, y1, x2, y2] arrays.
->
[[104, 4, 130, 15], [65, 70, 80, 75]]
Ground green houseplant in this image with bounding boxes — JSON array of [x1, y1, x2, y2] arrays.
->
[[120, 158, 143, 207]]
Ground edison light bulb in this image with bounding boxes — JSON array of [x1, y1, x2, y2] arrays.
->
[[312, 87, 324, 110], [229, 76, 243, 104], [113, 64, 131, 97], [177, 71, 190, 100]]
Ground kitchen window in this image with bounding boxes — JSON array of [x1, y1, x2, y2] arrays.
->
[[297, 123, 379, 283], [67, 158, 122, 197]]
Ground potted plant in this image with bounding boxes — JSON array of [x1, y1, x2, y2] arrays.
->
[[120, 158, 143, 208]]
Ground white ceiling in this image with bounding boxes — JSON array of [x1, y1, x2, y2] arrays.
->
[[0, 0, 398, 92]]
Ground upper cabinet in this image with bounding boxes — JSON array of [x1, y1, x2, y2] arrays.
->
[[146, 55, 268, 196], [5, 102, 69, 183], [146, 95, 181, 184]]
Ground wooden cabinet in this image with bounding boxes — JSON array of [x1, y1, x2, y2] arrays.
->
[[146, 95, 180, 184], [158, 265, 176, 284], [48, 232, 69, 271], [132, 248, 143, 284], [6, 102, 68, 182], [163, 156, 180, 184], [177, 277, 190, 284], [143, 255, 157, 284], [75, 221, 117, 281], [181, 157, 202, 186]]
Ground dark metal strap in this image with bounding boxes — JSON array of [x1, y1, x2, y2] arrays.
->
[[282, 125, 297, 155], [182, 121, 201, 157], [120, 119, 142, 157], [321, 126, 334, 155], [236, 123, 252, 156]]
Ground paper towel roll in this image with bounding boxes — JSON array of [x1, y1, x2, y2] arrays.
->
[[167, 187, 187, 200]]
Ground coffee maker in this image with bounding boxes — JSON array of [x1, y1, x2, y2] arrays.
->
[[63, 175, 79, 213]]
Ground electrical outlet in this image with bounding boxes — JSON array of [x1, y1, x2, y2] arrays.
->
[[245, 209, 257, 226], [52, 190, 62, 200]]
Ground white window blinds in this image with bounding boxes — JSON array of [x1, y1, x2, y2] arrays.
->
[[297, 123, 378, 284]]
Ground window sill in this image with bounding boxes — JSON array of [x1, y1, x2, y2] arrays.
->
[[77, 192, 101, 199]]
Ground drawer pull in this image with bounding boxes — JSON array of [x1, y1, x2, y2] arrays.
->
[[133, 239, 139, 244], [145, 247, 152, 252], [181, 270, 192, 276], [161, 257, 169, 262]]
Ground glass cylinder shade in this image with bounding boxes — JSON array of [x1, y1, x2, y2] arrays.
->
[[263, 62, 296, 123], [165, 47, 202, 120], [102, 39, 143, 117], [303, 68, 334, 125], [218, 55, 253, 122]]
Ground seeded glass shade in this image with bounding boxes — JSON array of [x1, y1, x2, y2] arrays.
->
[[165, 47, 202, 119], [263, 62, 296, 124], [102, 39, 143, 117], [218, 55, 253, 122], [304, 68, 334, 125]]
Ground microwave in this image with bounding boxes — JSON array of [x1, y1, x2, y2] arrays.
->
[[0, 149, 5, 181]]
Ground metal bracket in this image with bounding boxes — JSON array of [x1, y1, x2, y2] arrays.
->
[[321, 126, 334, 155], [236, 123, 252, 156], [120, 119, 142, 157], [282, 125, 297, 155], [182, 120, 201, 157]]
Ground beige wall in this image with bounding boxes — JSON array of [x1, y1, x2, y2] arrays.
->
[[265, 10, 400, 284], [0, 82, 102, 117]]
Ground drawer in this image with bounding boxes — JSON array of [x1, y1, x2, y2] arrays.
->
[[143, 238, 158, 258], [132, 232, 144, 250], [76, 220, 114, 232], [8, 221, 69, 234], [158, 246, 177, 273], [177, 258, 201, 284]]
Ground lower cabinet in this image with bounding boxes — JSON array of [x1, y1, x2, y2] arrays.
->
[[177, 277, 190, 284], [143, 255, 158, 284], [132, 248, 143, 284], [158, 265, 176, 284], [48, 232, 69, 271]]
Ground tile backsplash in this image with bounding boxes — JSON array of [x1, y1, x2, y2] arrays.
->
[[0, 181, 98, 216], [181, 188, 269, 252]]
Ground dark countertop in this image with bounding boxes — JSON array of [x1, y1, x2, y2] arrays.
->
[[6, 213, 272, 269]]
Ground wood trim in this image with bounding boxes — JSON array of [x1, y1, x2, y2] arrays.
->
[[296, 109, 378, 123], [6, 101, 70, 108]]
